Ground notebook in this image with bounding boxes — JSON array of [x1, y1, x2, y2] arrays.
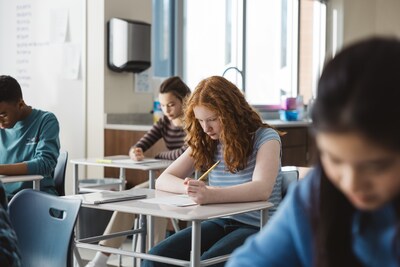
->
[[80, 191, 147, 205]]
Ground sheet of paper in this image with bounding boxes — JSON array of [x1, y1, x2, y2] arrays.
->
[[112, 158, 161, 165], [63, 44, 81, 80], [140, 195, 197, 207], [134, 68, 151, 93], [49, 8, 68, 43]]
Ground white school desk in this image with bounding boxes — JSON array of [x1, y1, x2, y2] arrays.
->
[[0, 175, 43, 190], [70, 156, 173, 194], [73, 188, 273, 267]]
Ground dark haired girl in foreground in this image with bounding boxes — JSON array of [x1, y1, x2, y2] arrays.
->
[[227, 37, 400, 266]]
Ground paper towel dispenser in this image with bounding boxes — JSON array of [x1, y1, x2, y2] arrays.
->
[[107, 18, 151, 73]]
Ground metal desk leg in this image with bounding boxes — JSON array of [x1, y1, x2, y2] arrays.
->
[[118, 168, 126, 190], [132, 214, 147, 267], [260, 208, 268, 229], [73, 163, 79, 195], [147, 170, 156, 250], [191, 221, 201, 267], [148, 170, 156, 189], [33, 180, 40, 190], [148, 214, 154, 249]]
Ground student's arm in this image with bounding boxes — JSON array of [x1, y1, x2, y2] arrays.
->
[[155, 145, 188, 160], [155, 148, 196, 194], [0, 162, 28, 175], [187, 139, 281, 204], [130, 119, 164, 155], [25, 113, 60, 176]]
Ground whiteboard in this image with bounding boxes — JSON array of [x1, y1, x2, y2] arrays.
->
[[0, 0, 86, 163]]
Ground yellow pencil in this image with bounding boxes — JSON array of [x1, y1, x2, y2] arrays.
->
[[198, 160, 220, 181]]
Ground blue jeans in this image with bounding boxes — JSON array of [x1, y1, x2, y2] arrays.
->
[[142, 218, 259, 267]]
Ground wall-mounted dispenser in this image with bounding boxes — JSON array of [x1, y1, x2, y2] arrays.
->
[[107, 18, 151, 73]]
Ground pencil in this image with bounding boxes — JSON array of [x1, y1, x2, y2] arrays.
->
[[198, 160, 220, 181]]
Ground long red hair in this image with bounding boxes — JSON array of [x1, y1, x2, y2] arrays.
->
[[183, 76, 281, 172]]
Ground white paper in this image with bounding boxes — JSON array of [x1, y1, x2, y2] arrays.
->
[[134, 68, 151, 93], [50, 9, 68, 43], [140, 195, 197, 207], [112, 158, 161, 165], [63, 44, 81, 80]]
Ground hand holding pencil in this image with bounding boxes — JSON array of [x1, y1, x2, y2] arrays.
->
[[129, 147, 144, 161], [184, 160, 220, 204]]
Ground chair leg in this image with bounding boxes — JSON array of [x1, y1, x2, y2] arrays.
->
[[73, 245, 85, 267], [131, 216, 141, 267], [171, 218, 180, 233]]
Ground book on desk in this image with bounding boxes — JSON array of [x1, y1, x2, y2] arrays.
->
[[78, 190, 147, 205]]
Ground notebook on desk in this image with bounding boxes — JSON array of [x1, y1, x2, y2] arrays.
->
[[80, 190, 147, 205]]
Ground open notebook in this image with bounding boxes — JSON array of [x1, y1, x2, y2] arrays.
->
[[80, 191, 147, 205]]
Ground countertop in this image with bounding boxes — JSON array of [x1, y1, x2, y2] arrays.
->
[[104, 113, 312, 131]]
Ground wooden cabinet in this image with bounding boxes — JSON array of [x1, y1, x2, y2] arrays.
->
[[277, 126, 316, 167], [104, 125, 315, 187]]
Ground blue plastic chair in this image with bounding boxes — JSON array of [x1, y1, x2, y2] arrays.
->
[[281, 166, 299, 198], [54, 150, 68, 196], [8, 189, 81, 267]]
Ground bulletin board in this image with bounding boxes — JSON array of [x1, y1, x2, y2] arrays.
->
[[0, 0, 86, 161]]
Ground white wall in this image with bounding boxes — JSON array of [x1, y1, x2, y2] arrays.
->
[[84, 0, 152, 183], [104, 0, 153, 114], [326, 0, 400, 56]]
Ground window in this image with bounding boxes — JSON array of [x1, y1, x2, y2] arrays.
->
[[152, 0, 174, 77], [183, 0, 242, 90], [153, 0, 326, 109], [245, 0, 298, 109], [183, 0, 299, 109]]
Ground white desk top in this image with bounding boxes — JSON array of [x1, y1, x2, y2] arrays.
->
[[76, 188, 273, 221], [0, 174, 43, 184], [70, 156, 173, 171]]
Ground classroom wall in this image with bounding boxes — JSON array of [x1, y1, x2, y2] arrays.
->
[[326, 0, 400, 57], [104, 0, 153, 114], [85, 0, 152, 182]]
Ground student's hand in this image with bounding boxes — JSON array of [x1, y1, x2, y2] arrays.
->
[[184, 178, 209, 204], [129, 147, 144, 161]]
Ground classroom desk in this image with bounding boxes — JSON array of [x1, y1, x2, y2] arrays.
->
[[0, 174, 43, 190], [73, 188, 273, 267], [70, 156, 173, 194]]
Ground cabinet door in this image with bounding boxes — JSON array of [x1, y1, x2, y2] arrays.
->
[[278, 127, 313, 167]]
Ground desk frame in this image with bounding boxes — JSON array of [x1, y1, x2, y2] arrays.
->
[[73, 188, 272, 267], [0, 175, 43, 190], [70, 157, 173, 195], [70, 157, 173, 263]]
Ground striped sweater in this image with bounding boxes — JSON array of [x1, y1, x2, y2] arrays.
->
[[133, 115, 187, 160]]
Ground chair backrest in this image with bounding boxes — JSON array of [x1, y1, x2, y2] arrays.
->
[[8, 189, 81, 267], [54, 150, 68, 196], [281, 166, 299, 198]]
